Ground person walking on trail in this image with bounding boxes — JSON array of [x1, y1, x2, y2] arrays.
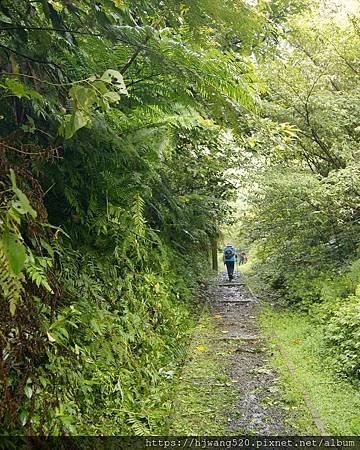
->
[[223, 243, 237, 281], [239, 250, 248, 264]]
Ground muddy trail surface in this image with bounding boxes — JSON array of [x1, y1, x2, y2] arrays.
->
[[207, 271, 294, 434]]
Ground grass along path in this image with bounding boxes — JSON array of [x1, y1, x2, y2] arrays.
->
[[167, 269, 360, 436], [168, 307, 237, 434], [260, 306, 360, 435]]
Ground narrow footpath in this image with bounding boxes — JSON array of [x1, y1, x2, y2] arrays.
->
[[208, 272, 293, 434], [170, 271, 297, 434]]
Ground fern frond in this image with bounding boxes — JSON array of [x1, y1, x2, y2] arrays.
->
[[0, 245, 24, 315], [25, 262, 53, 293], [126, 413, 151, 436], [131, 194, 146, 237]]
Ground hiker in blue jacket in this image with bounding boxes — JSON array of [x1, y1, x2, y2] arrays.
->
[[223, 243, 237, 281]]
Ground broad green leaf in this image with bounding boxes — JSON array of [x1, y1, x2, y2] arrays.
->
[[100, 69, 122, 83], [60, 111, 89, 139], [47, 332, 56, 343], [9, 168, 17, 188], [73, 110, 89, 133], [13, 187, 37, 219], [5, 78, 26, 98], [40, 239, 54, 257], [57, 327, 69, 339], [24, 386, 33, 399], [62, 115, 74, 139], [70, 85, 96, 110], [100, 70, 128, 94], [20, 411, 28, 426], [2, 231, 26, 274], [92, 80, 108, 94], [39, 376, 48, 388]]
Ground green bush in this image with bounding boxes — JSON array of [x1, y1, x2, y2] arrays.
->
[[292, 261, 360, 382], [324, 293, 360, 380]]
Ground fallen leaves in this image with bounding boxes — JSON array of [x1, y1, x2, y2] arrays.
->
[[195, 345, 206, 352]]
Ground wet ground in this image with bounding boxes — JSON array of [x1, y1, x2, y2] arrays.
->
[[208, 271, 294, 434]]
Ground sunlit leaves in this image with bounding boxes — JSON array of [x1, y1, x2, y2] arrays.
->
[[0, 78, 44, 102], [2, 232, 26, 274], [0, 0, 270, 435], [100, 70, 128, 95], [0, 170, 54, 317]]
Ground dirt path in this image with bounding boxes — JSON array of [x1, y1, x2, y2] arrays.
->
[[207, 271, 294, 434]]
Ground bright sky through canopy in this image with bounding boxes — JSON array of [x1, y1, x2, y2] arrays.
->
[[328, 0, 359, 13], [324, 0, 360, 14], [245, 0, 359, 14], [321, 0, 359, 24]]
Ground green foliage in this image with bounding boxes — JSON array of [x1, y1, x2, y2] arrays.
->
[[306, 260, 360, 380], [58, 70, 128, 139], [239, 3, 360, 383], [324, 295, 360, 380], [36, 246, 201, 435], [0, 0, 321, 434], [261, 306, 360, 434], [0, 170, 51, 315], [169, 311, 237, 435], [241, 7, 360, 293]]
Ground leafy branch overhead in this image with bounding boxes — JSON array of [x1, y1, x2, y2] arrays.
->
[[59, 69, 128, 139]]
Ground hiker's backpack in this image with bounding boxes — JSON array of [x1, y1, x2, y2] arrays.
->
[[224, 247, 235, 260]]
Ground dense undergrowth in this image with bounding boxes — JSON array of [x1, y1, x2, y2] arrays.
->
[[1, 0, 306, 435], [247, 256, 360, 384], [1, 166, 210, 434]]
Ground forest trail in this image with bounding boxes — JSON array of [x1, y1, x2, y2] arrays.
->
[[207, 272, 294, 434]]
